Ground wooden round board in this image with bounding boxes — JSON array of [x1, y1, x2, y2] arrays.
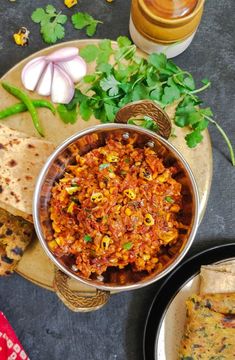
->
[[0, 40, 213, 293]]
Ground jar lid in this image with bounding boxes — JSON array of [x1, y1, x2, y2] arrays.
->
[[143, 0, 198, 19]]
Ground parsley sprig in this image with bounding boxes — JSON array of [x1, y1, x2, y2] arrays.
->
[[31, 5, 67, 44], [57, 36, 234, 166]]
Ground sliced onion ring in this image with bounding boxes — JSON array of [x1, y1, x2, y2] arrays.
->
[[45, 47, 79, 63], [21, 57, 47, 91], [58, 56, 87, 83], [51, 65, 75, 104], [36, 62, 54, 96]]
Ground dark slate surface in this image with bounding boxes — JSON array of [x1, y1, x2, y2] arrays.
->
[[0, 1, 234, 359]]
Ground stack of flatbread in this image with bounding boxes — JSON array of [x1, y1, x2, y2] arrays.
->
[[179, 261, 235, 359], [0, 124, 55, 275]]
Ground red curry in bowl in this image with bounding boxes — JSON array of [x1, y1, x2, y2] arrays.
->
[[49, 133, 186, 281]]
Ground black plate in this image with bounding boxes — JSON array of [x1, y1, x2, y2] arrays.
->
[[143, 243, 235, 360]]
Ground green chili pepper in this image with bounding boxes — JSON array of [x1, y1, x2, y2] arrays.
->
[[1, 82, 44, 136], [0, 99, 55, 120]]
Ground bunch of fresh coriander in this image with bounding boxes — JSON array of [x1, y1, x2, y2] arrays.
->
[[57, 36, 234, 165], [31, 5, 102, 44]]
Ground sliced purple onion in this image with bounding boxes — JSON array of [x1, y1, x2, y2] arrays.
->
[[21, 56, 47, 91], [45, 47, 79, 63], [58, 55, 87, 83], [51, 65, 75, 104], [36, 62, 54, 96]]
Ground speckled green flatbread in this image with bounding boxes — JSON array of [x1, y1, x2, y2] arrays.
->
[[0, 208, 34, 275], [179, 293, 235, 359]]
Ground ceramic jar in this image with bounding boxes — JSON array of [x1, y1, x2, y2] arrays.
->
[[129, 0, 206, 58]]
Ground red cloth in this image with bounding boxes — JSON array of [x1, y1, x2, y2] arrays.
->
[[0, 312, 29, 360]]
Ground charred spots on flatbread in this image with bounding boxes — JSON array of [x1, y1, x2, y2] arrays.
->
[[0, 143, 5, 150], [10, 191, 20, 203], [25, 175, 33, 181], [8, 159, 17, 167], [27, 144, 35, 149], [0, 185, 3, 193]]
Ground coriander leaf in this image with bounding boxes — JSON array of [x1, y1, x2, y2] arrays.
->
[[200, 107, 213, 117], [46, 4, 56, 14], [183, 76, 195, 90], [67, 89, 88, 110], [148, 53, 167, 69], [99, 39, 112, 51], [201, 78, 210, 85], [57, 14, 67, 25], [71, 12, 92, 29], [84, 235, 92, 243], [165, 60, 179, 74], [31, 8, 45, 23], [80, 44, 99, 62], [188, 111, 202, 125], [71, 12, 102, 37], [185, 129, 203, 148], [150, 87, 162, 101], [123, 242, 133, 250], [100, 75, 120, 96], [104, 103, 116, 121], [117, 36, 132, 48], [96, 63, 112, 75], [97, 51, 111, 65], [79, 100, 92, 121], [132, 83, 149, 101], [83, 74, 97, 83], [146, 72, 159, 87], [96, 39, 113, 64], [118, 93, 133, 108], [94, 106, 108, 123], [175, 115, 188, 128], [165, 196, 173, 203], [31, 6, 67, 44], [86, 23, 97, 37], [57, 104, 78, 124], [193, 119, 209, 131], [161, 85, 181, 105]]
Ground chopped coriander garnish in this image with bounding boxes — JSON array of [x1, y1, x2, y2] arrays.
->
[[84, 234, 92, 242], [123, 242, 133, 250], [99, 163, 110, 170], [165, 196, 174, 203], [124, 158, 130, 163]]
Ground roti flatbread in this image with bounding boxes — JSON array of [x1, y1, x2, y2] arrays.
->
[[0, 124, 55, 221], [200, 261, 235, 294]]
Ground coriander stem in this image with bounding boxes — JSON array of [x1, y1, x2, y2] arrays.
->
[[190, 81, 211, 94], [114, 45, 136, 64], [204, 115, 235, 166], [53, 11, 62, 24], [131, 75, 145, 89]]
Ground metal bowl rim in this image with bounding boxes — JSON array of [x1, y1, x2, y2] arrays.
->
[[33, 123, 200, 291]]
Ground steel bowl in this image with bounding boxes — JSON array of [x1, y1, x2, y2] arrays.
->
[[33, 123, 200, 291]]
